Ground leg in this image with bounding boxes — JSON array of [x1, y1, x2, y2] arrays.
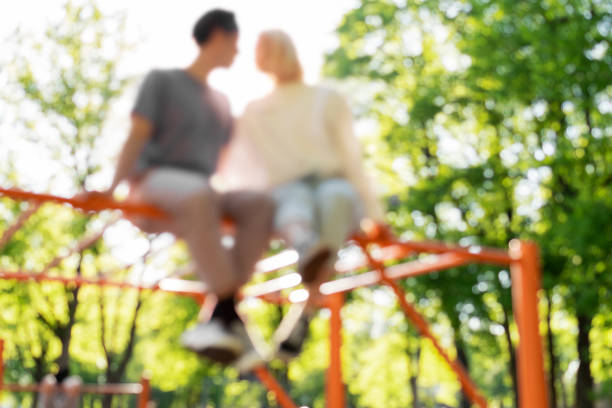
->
[[315, 178, 361, 252], [275, 179, 361, 362], [307, 178, 361, 302], [131, 168, 238, 297], [220, 191, 275, 287], [63, 376, 83, 408], [38, 374, 57, 408], [133, 169, 248, 365], [272, 181, 318, 255]]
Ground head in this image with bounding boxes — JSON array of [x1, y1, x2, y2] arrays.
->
[[193, 9, 239, 67], [255, 30, 303, 84]]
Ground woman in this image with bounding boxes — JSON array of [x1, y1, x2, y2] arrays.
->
[[225, 30, 384, 359]]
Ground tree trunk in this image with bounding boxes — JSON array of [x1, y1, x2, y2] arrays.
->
[[545, 290, 559, 408], [574, 313, 594, 408], [56, 285, 80, 369], [409, 340, 421, 408], [100, 290, 145, 408], [502, 305, 519, 408], [455, 337, 471, 408]]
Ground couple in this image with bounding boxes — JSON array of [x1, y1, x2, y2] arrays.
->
[[100, 9, 382, 371]]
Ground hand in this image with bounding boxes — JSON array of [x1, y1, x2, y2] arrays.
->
[[72, 189, 114, 212], [360, 219, 394, 243]]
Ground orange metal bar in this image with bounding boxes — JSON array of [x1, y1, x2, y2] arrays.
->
[[2, 377, 144, 393], [376, 239, 512, 265], [385, 279, 488, 408], [0, 338, 4, 390], [509, 240, 549, 408], [355, 243, 488, 408], [138, 374, 151, 408], [326, 293, 345, 408], [0, 187, 166, 219], [320, 253, 470, 296], [0, 270, 206, 304], [253, 366, 299, 408], [1, 382, 143, 394], [1, 188, 514, 264]]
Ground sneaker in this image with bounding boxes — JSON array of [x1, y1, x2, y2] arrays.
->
[[230, 321, 269, 374], [273, 302, 312, 362], [181, 318, 245, 364]]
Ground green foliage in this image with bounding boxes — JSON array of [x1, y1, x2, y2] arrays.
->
[[324, 0, 611, 406], [1, 0, 611, 407]]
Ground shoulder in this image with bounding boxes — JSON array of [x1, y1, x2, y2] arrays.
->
[[208, 88, 232, 112], [139, 69, 172, 89], [318, 86, 347, 105], [312, 85, 350, 116], [242, 96, 270, 116]]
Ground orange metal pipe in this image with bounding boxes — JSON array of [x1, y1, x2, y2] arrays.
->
[[376, 239, 512, 265], [0, 270, 206, 304], [354, 242, 488, 408], [385, 279, 488, 408], [253, 366, 299, 408], [0, 187, 166, 219], [509, 240, 549, 408], [320, 253, 470, 296], [326, 293, 345, 408], [138, 374, 151, 408], [0, 338, 4, 390], [1, 382, 141, 394]]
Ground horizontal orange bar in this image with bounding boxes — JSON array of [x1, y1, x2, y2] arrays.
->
[[320, 253, 469, 295], [0, 270, 206, 303], [375, 240, 512, 265], [1, 188, 511, 264], [0, 382, 142, 395], [0, 187, 166, 219]]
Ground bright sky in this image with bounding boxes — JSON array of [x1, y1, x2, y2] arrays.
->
[[0, 0, 359, 268], [0, 0, 358, 114]]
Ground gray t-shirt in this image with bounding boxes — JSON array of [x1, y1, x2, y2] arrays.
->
[[131, 69, 233, 177]]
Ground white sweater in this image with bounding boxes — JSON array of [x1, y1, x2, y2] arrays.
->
[[221, 82, 383, 221]]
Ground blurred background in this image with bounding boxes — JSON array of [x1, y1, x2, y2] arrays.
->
[[0, 0, 610, 407]]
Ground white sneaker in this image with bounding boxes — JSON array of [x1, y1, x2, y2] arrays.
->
[[181, 319, 245, 364], [231, 321, 270, 373], [273, 302, 312, 362]]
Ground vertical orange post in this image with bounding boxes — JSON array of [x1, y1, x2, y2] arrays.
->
[[0, 338, 4, 391], [138, 373, 151, 408], [326, 293, 345, 408], [509, 240, 549, 408]]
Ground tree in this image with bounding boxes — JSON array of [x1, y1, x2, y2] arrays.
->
[[324, 0, 611, 406]]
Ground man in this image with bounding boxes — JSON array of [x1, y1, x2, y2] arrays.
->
[[93, 9, 274, 371]]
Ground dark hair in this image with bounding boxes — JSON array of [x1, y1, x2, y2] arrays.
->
[[193, 9, 238, 45], [55, 367, 70, 384]]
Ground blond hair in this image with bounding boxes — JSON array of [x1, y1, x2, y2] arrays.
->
[[257, 30, 303, 82]]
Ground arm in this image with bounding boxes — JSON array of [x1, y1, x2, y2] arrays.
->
[[107, 70, 163, 194], [106, 114, 152, 194], [327, 91, 385, 222]]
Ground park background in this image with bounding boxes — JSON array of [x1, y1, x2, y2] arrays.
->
[[0, 0, 610, 407]]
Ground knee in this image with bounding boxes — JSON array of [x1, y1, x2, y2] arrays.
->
[[256, 194, 276, 222], [176, 185, 215, 212], [317, 181, 357, 208]]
